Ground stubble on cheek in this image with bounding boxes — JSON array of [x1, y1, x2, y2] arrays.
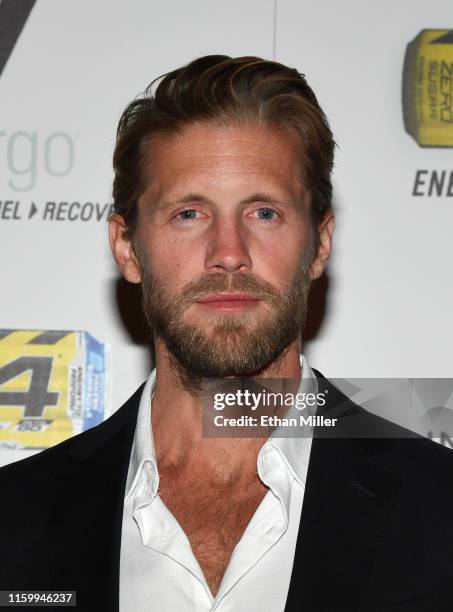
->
[[131, 209, 316, 379]]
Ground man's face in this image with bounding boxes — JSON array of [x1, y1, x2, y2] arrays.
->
[[111, 121, 332, 378]]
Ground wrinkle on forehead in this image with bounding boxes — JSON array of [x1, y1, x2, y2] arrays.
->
[[160, 137, 281, 156], [146, 122, 300, 159], [140, 122, 304, 200]]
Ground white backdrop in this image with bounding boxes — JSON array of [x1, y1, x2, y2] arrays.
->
[[1, 0, 453, 465]]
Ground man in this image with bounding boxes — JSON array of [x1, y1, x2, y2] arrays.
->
[[1, 55, 453, 612]]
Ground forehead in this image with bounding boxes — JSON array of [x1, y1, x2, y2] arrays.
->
[[140, 121, 303, 199]]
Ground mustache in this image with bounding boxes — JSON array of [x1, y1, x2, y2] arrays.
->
[[176, 272, 281, 305]]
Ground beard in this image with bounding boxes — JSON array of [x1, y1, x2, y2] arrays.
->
[[139, 258, 312, 381]]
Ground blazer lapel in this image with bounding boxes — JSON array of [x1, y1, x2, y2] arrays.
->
[[285, 379, 401, 611], [45, 385, 143, 612], [41, 373, 401, 611]]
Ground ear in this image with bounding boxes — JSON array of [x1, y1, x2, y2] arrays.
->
[[309, 212, 335, 280], [109, 213, 142, 284]]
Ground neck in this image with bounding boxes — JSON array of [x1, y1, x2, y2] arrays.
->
[[150, 338, 303, 479]]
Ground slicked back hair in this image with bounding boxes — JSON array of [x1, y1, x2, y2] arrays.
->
[[113, 55, 335, 241]]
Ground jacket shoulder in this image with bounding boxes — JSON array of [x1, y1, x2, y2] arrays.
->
[[313, 368, 453, 478]]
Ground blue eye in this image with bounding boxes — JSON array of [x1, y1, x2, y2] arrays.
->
[[177, 209, 198, 220], [257, 207, 276, 220]]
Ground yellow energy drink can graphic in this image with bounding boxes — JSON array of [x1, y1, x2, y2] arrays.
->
[[403, 29, 453, 147], [0, 330, 108, 450]]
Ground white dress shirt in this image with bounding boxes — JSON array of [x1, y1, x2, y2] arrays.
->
[[120, 354, 317, 612]]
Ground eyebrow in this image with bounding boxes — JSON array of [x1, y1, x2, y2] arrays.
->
[[162, 192, 288, 207]]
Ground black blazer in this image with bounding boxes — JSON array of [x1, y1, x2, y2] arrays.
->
[[1, 371, 453, 612]]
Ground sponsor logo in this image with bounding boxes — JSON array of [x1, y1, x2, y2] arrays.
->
[[0, 0, 37, 77], [0, 130, 76, 191], [0, 329, 107, 449], [0, 200, 113, 222], [403, 29, 453, 147], [0, 2, 105, 217]]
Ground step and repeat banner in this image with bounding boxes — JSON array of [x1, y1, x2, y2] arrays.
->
[[0, 0, 452, 465]]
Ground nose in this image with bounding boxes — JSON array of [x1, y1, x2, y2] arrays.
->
[[204, 216, 252, 273]]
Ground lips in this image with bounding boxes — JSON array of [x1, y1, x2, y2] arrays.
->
[[195, 292, 259, 311], [197, 292, 257, 303]]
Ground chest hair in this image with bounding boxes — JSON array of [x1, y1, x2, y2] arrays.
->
[[159, 469, 268, 596]]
